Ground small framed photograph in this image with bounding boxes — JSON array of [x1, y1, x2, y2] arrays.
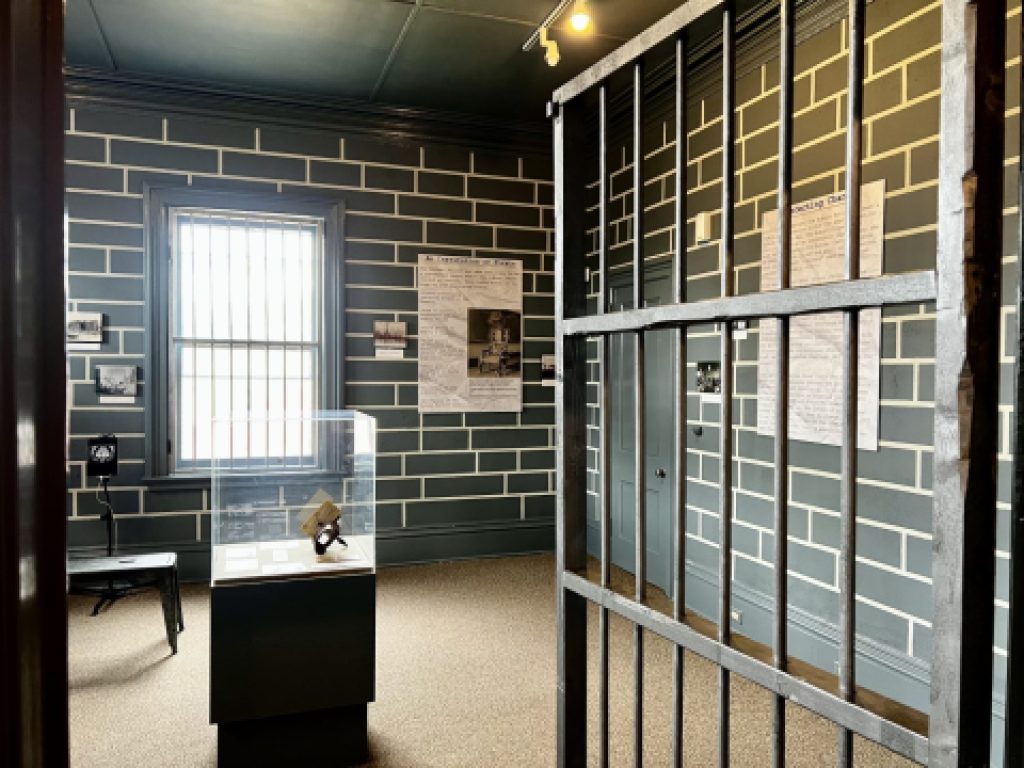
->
[[67, 311, 103, 349], [466, 308, 522, 379], [96, 365, 138, 398], [373, 321, 408, 359], [541, 354, 556, 386], [696, 361, 721, 394]]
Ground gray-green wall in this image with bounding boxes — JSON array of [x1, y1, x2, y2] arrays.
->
[[64, 97, 556, 577]]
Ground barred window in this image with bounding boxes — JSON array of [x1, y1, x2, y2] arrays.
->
[[146, 190, 344, 478]]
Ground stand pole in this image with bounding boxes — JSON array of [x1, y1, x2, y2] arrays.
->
[[102, 476, 113, 557], [89, 475, 132, 616]]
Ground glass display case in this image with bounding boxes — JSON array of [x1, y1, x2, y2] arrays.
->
[[210, 410, 375, 584]]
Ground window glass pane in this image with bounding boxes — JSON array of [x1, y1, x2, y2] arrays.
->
[[230, 222, 249, 340], [171, 209, 323, 472], [193, 218, 212, 339]]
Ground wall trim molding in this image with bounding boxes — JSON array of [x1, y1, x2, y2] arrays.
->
[[684, 559, 931, 685], [64, 66, 552, 155]]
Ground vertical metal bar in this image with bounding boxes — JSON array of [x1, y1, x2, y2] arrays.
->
[[299, 221, 306, 460], [280, 222, 288, 462], [773, 2, 794, 765], [932, 0, 1004, 765], [554, 99, 589, 768], [598, 82, 612, 768], [208, 214, 215, 470], [632, 57, 647, 768], [1006, 5, 1024, 760], [264, 219, 271, 468], [671, 33, 688, 768], [191, 215, 198, 470], [244, 219, 250, 466], [1003, 4, 1024, 765], [227, 215, 235, 467], [717, 4, 735, 767], [838, 2, 865, 763]]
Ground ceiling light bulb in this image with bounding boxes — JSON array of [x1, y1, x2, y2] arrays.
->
[[569, 0, 591, 32]]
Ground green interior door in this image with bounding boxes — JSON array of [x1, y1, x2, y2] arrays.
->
[[594, 265, 676, 596]]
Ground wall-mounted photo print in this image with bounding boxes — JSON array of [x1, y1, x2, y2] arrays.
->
[[541, 354, 556, 387], [96, 365, 138, 398], [466, 308, 521, 379], [696, 361, 721, 394], [67, 311, 103, 348], [373, 321, 407, 359]]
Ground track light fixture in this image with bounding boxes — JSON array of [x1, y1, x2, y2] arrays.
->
[[523, 0, 596, 65], [540, 27, 560, 67], [569, 0, 591, 32]]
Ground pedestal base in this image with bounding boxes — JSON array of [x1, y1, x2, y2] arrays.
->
[[217, 704, 368, 767], [210, 572, 375, 767]]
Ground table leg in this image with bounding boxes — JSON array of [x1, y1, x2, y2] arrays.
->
[[174, 567, 184, 631], [158, 571, 178, 654]]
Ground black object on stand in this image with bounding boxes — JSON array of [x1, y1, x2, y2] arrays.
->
[[82, 434, 136, 615]]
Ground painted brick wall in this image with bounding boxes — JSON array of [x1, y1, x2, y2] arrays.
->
[[581, 0, 1018, 752], [64, 100, 556, 574]]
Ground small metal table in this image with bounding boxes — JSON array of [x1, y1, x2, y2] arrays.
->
[[68, 552, 184, 654]]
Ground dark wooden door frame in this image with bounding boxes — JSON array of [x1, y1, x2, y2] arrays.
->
[[1, 0, 69, 766]]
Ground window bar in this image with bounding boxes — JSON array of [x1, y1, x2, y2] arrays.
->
[[264, 218, 271, 469], [208, 214, 216, 473], [597, 81, 612, 768], [838, 1, 865, 764], [190, 214, 198, 473], [632, 56, 647, 768], [299, 222, 306, 464], [670, 33, 688, 768], [772, 1, 794, 765], [227, 215, 235, 468], [717, 4, 735, 766], [281, 223, 289, 466], [247, 218, 253, 467]]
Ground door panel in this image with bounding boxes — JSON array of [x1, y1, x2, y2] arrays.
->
[[599, 267, 675, 595]]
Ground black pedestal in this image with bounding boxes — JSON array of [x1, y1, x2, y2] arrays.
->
[[210, 572, 375, 767], [217, 704, 368, 767]]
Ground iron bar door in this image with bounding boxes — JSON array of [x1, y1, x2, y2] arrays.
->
[[552, 0, 1006, 766]]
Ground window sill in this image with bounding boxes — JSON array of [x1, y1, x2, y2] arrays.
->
[[143, 470, 343, 491], [142, 474, 212, 491]]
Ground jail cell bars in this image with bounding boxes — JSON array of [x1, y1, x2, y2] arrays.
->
[[553, 1, 1004, 768]]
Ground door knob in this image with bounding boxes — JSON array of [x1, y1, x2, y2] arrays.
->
[[655, 468, 666, 479]]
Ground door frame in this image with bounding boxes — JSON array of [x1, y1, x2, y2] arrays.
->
[[0, 0, 69, 765], [588, 258, 677, 595]]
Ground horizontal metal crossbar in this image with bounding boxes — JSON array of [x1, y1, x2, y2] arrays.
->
[[552, 0, 725, 105], [561, 571, 929, 765], [561, 271, 936, 337]]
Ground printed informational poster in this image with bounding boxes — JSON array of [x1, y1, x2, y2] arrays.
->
[[756, 181, 885, 450], [418, 254, 523, 413]]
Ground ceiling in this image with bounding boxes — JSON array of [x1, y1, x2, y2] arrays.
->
[[64, 0, 687, 120]]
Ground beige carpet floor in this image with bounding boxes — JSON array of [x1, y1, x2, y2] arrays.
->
[[69, 554, 914, 767]]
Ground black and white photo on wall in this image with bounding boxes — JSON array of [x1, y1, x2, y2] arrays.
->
[[696, 361, 721, 395], [95, 365, 138, 399], [541, 354, 556, 386], [67, 310, 103, 349], [373, 321, 407, 359], [466, 308, 521, 379]]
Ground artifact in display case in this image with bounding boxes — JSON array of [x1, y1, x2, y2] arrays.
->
[[210, 410, 376, 585]]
